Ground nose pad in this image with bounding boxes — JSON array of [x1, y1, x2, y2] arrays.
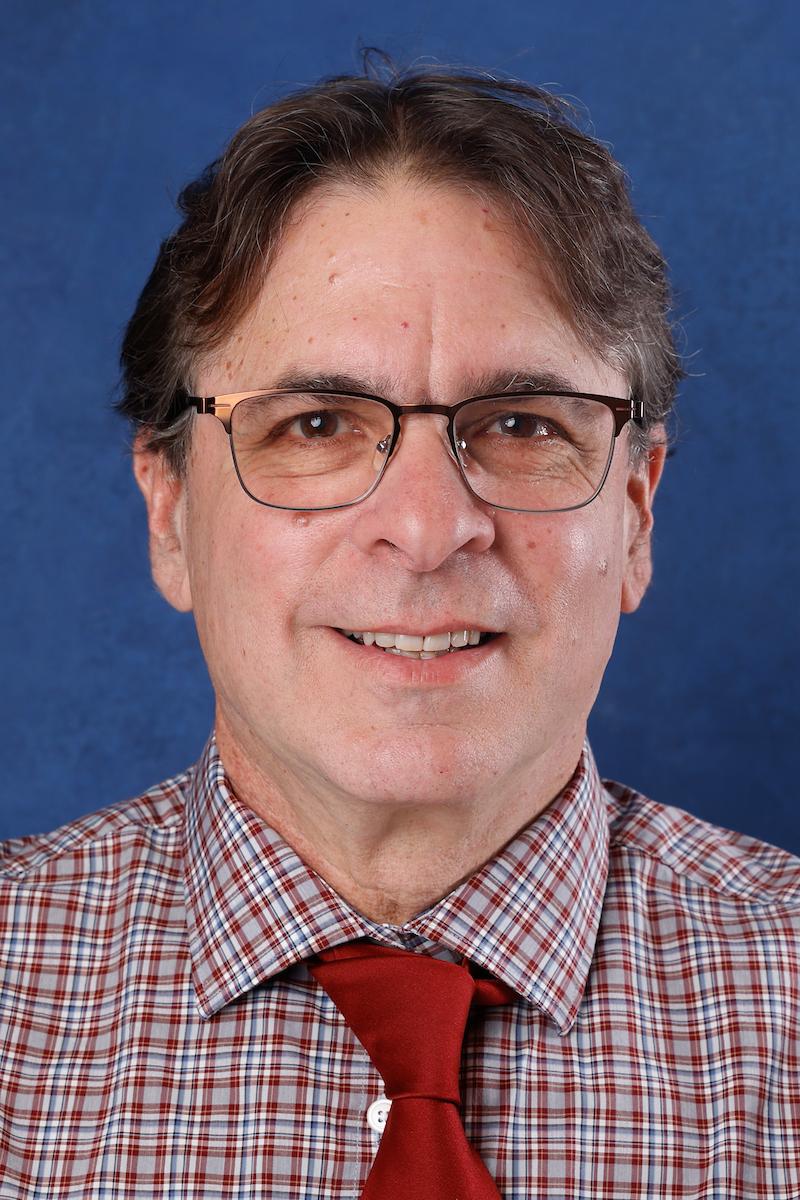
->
[[371, 435, 392, 474]]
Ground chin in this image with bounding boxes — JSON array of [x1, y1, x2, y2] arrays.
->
[[323, 731, 500, 807]]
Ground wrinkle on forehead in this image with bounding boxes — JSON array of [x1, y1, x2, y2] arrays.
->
[[194, 178, 626, 401]]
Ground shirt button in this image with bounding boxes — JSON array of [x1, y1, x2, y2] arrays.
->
[[366, 1097, 392, 1133]]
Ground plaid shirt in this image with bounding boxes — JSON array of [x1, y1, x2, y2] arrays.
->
[[0, 734, 798, 1199]]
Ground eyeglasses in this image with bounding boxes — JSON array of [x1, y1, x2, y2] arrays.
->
[[176, 388, 644, 513]]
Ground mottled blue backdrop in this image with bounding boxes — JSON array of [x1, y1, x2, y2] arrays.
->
[[1, 0, 798, 853]]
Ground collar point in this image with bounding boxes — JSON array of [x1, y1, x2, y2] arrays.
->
[[192, 984, 219, 1021]]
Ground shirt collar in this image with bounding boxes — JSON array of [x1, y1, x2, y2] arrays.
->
[[183, 734, 609, 1034]]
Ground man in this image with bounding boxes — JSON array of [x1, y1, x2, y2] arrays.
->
[[0, 64, 797, 1198]]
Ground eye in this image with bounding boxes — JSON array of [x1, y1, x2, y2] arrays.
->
[[293, 410, 344, 438], [487, 412, 558, 439]]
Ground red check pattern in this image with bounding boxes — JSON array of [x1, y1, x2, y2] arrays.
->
[[0, 734, 798, 1198]]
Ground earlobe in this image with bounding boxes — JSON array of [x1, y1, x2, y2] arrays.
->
[[620, 438, 667, 615], [132, 437, 193, 613]]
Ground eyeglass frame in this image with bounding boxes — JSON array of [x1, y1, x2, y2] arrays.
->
[[174, 387, 645, 514]]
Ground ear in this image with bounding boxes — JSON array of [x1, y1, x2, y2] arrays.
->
[[620, 434, 667, 614], [132, 434, 193, 613]]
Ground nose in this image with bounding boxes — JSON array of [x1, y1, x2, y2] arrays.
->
[[349, 413, 497, 571]]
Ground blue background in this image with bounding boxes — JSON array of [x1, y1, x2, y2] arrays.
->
[[1, 1, 798, 854]]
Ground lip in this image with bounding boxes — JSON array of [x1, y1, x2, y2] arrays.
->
[[326, 626, 505, 686]]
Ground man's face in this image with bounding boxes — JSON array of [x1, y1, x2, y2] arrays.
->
[[137, 179, 663, 813]]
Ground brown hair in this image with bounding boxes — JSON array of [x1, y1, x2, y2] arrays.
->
[[118, 59, 683, 472]]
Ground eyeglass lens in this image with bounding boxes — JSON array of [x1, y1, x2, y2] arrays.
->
[[230, 392, 616, 511]]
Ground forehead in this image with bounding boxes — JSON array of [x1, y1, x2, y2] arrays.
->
[[196, 178, 623, 400]]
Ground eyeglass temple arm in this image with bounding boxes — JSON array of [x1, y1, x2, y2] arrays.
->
[[626, 397, 645, 432], [185, 397, 229, 415], [179, 395, 233, 433]]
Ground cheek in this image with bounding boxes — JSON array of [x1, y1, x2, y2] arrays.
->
[[185, 505, 274, 665], [191, 504, 341, 657], [517, 508, 624, 633]]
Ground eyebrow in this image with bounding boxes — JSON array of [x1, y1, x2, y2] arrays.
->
[[267, 366, 586, 400]]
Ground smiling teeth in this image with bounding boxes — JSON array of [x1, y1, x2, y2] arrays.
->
[[341, 629, 487, 657]]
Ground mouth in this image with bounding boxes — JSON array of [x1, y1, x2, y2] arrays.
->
[[334, 628, 501, 660]]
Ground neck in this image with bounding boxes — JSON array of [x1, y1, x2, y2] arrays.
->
[[214, 712, 583, 925]]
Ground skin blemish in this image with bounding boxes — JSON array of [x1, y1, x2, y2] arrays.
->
[[401, 320, 410, 329], [307, 336, 314, 344], [294, 514, 309, 527], [598, 559, 609, 576], [352, 316, 358, 321], [416, 210, 428, 225], [328, 272, 338, 284]]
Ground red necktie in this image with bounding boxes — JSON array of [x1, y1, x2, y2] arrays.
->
[[308, 940, 515, 1199]]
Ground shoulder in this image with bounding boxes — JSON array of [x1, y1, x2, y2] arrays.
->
[[603, 777, 800, 920], [0, 766, 192, 888]]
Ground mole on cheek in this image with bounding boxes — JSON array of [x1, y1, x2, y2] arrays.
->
[[400, 320, 410, 330]]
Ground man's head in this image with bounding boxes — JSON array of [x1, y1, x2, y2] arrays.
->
[[125, 64, 679, 823]]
